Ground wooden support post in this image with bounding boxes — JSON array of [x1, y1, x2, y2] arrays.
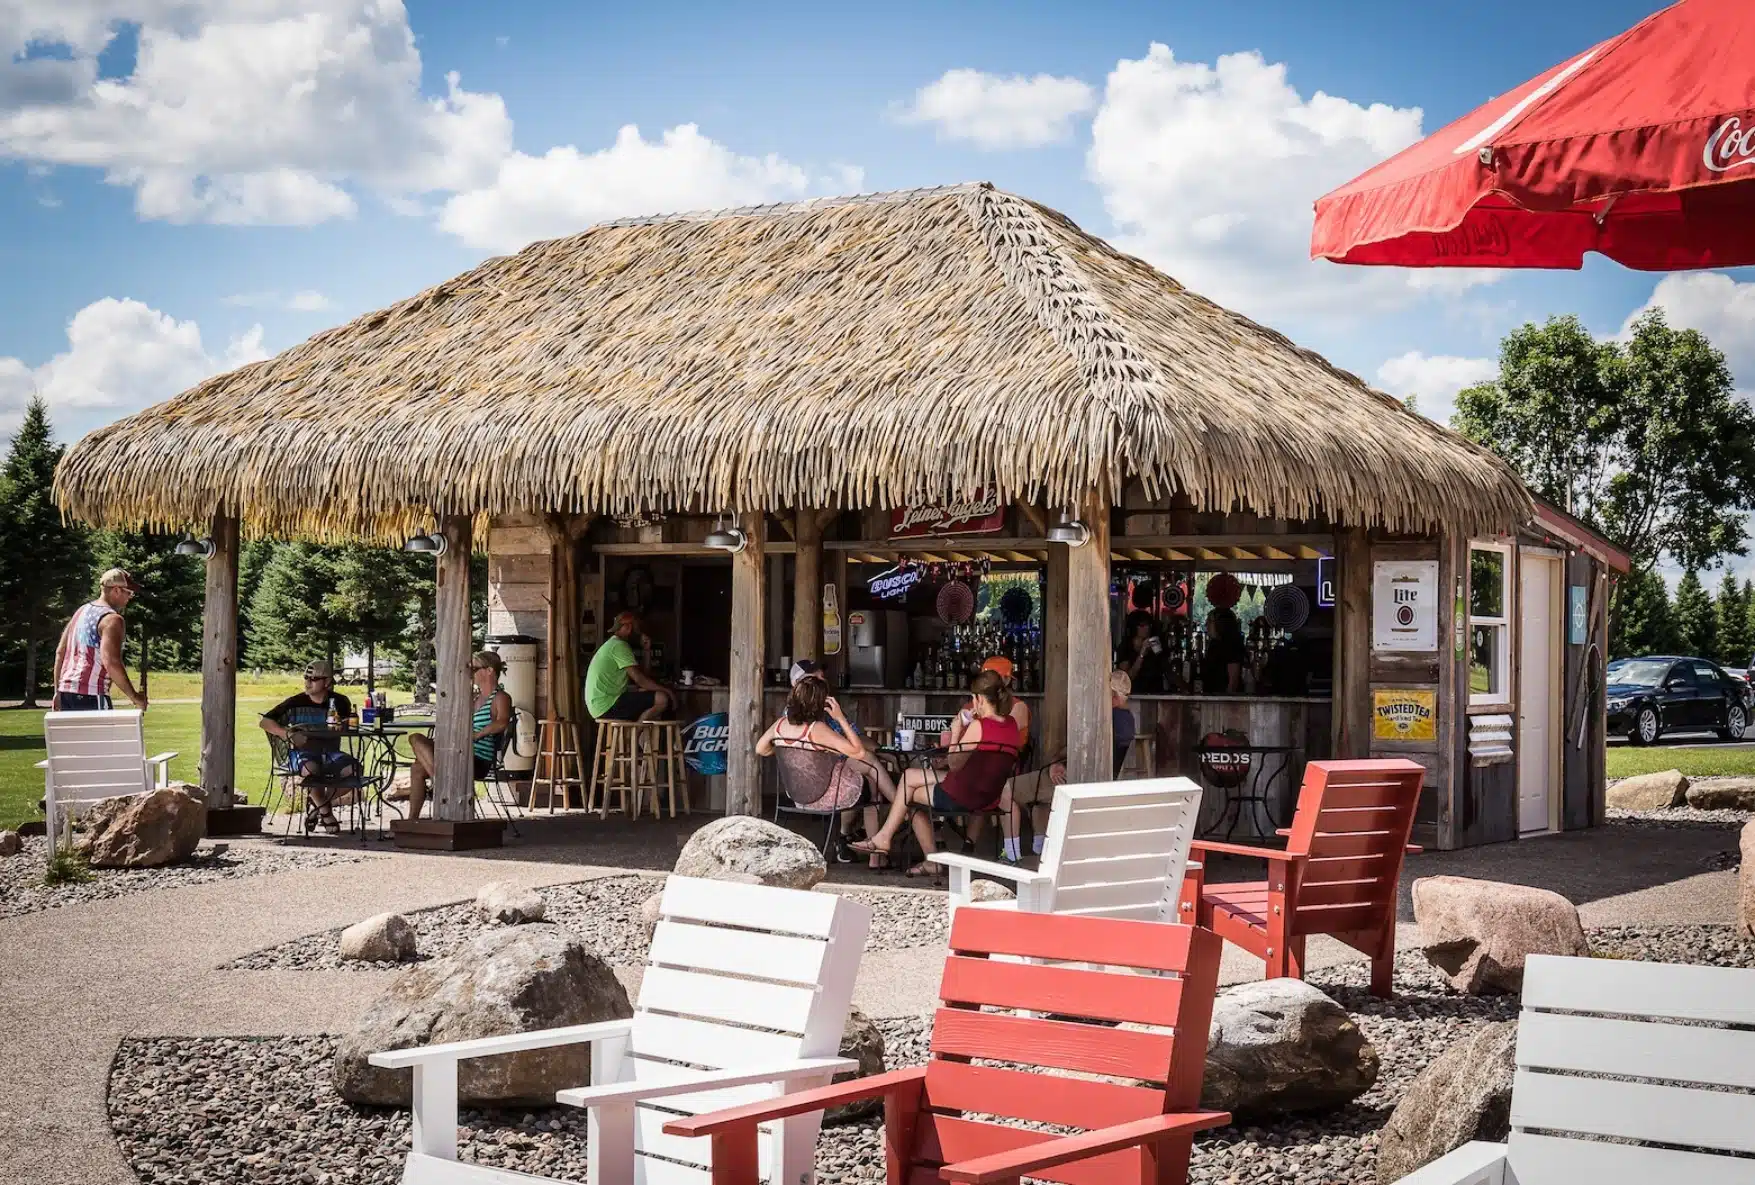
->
[[545, 513, 592, 725], [198, 512, 242, 816], [726, 512, 765, 815], [1043, 543, 1069, 762], [1065, 487, 1112, 784], [792, 510, 822, 662], [432, 514, 475, 821], [1334, 526, 1372, 759]]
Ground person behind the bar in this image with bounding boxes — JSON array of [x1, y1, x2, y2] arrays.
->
[[586, 610, 672, 722], [1201, 606, 1248, 694], [854, 670, 1020, 877], [1116, 610, 1167, 694]]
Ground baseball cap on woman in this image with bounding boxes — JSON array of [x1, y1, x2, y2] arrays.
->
[[789, 658, 825, 686]]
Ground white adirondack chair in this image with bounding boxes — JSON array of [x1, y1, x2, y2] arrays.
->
[[37, 709, 176, 852], [371, 875, 871, 1185], [928, 777, 1202, 922], [1397, 952, 1755, 1184]]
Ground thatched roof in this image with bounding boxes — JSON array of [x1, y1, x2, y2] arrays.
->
[[56, 183, 1529, 542]]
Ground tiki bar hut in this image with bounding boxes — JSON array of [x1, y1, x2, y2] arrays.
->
[[54, 182, 1623, 851]]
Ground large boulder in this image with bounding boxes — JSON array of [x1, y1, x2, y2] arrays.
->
[[0, 830, 20, 857], [339, 913, 418, 963], [333, 923, 631, 1106], [1413, 876, 1589, 994], [1376, 1021, 1517, 1181], [826, 1009, 887, 1124], [1197, 979, 1378, 1116], [1687, 778, 1755, 812], [674, 816, 826, 889], [1739, 822, 1755, 938], [75, 786, 204, 868], [1606, 769, 1688, 811], [477, 881, 546, 925]]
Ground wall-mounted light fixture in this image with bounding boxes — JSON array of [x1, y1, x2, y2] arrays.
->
[[174, 536, 216, 559], [1046, 510, 1090, 547], [403, 532, 449, 556], [703, 514, 747, 553]]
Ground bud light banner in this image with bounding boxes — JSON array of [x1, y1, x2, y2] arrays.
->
[[681, 712, 729, 776]]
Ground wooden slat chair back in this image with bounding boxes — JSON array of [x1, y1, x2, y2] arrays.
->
[[39, 709, 175, 842], [1395, 953, 1755, 1184], [665, 907, 1230, 1185], [1191, 758, 1424, 998], [372, 875, 871, 1185], [932, 778, 1202, 923]]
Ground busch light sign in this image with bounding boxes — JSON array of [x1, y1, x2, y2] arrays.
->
[[682, 712, 729, 776]]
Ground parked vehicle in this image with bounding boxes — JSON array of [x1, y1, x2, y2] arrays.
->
[[1606, 655, 1751, 745]]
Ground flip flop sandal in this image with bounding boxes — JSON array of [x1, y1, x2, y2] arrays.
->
[[848, 838, 890, 856], [904, 861, 941, 879]]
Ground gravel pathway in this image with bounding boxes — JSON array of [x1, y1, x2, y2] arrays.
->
[[113, 924, 1755, 1184], [223, 877, 951, 971], [1608, 805, 1754, 827], [0, 838, 375, 919]]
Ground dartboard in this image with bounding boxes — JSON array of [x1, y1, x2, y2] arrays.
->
[[1264, 584, 1310, 630]]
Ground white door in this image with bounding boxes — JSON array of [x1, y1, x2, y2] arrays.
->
[[1518, 553, 1562, 834]]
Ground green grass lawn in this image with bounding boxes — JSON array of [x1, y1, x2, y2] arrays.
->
[[1606, 744, 1755, 781], [1, 673, 414, 830]]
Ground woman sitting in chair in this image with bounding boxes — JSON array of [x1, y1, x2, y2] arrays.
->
[[755, 674, 889, 863], [407, 650, 512, 820], [853, 669, 1020, 877]]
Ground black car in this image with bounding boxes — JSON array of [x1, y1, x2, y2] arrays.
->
[[1606, 655, 1752, 745]]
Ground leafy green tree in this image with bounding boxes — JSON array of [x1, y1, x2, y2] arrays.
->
[[237, 538, 278, 669], [1716, 571, 1754, 669], [1455, 310, 1755, 637], [90, 530, 205, 695], [1674, 569, 1717, 660], [327, 546, 428, 695], [1613, 567, 1681, 658], [0, 397, 92, 705]]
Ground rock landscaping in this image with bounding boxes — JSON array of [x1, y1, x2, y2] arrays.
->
[[1198, 979, 1379, 1116], [673, 814, 828, 888], [226, 876, 949, 971], [1412, 876, 1590, 994], [0, 829, 21, 857], [1374, 1020, 1515, 1181], [339, 913, 418, 963], [333, 923, 632, 1107], [1605, 768, 1688, 811], [0, 836, 373, 918], [76, 785, 207, 868], [1687, 776, 1755, 811], [1607, 772, 1755, 826], [476, 880, 547, 924], [106, 923, 1755, 1185]]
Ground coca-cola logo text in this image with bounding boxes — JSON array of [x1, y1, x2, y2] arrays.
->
[[1705, 116, 1755, 174]]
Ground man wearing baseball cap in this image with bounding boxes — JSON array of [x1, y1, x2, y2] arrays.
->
[[52, 568, 147, 712]]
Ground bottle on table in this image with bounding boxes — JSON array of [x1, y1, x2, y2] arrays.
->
[[326, 696, 339, 728]]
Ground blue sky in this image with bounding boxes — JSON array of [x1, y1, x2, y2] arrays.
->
[[2, 0, 1751, 569]]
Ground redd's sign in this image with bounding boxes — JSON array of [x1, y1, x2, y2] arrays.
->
[[890, 492, 1005, 538]]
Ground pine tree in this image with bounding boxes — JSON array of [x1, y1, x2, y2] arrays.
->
[[90, 530, 206, 695], [1674, 569, 1717, 660], [327, 546, 428, 695], [1715, 570, 1754, 669], [1613, 568, 1680, 657], [0, 398, 92, 704], [246, 543, 350, 670]]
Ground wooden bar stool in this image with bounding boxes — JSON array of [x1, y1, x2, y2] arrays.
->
[[530, 717, 585, 811], [588, 720, 645, 818], [638, 720, 688, 819]]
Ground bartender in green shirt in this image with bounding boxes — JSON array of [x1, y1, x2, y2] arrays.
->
[[586, 611, 673, 721]]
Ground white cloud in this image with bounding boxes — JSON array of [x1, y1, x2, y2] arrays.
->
[[438, 123, 816, 253], [1374, 351, 1497, 427], [0, 298, 267, 442], [0, 2, 512, 226], [896, 69, 1096, 149], [222, 289, 334, 312], [1625, 272, 1755, 389], [1086, 44, 1497, 319]]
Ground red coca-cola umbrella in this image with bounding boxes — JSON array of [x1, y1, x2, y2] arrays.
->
[[1312, 0, 1755, 270]]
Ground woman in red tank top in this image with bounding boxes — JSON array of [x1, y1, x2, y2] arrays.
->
[[851, 670, 1021, 877]]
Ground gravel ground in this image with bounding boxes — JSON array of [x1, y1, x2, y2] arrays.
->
[[113, 925, 1755, 1184], [0, 838, 374, 919], [1607, 805, 1754, 827], [223, 877, 950, 971]]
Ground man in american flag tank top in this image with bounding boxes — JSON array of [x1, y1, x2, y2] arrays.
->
[[52, 568, 147, 712]]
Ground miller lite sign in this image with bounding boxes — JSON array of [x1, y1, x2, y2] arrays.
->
[[1371, 560, 1439, 653]]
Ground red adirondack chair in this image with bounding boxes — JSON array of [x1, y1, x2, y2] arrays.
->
[[1187, 758, 1424, 998], [665, 907, 1228, 1185]]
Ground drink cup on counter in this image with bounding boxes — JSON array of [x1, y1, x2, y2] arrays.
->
[[680, 669, 694, 687], [897, 728, 916, 752]]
